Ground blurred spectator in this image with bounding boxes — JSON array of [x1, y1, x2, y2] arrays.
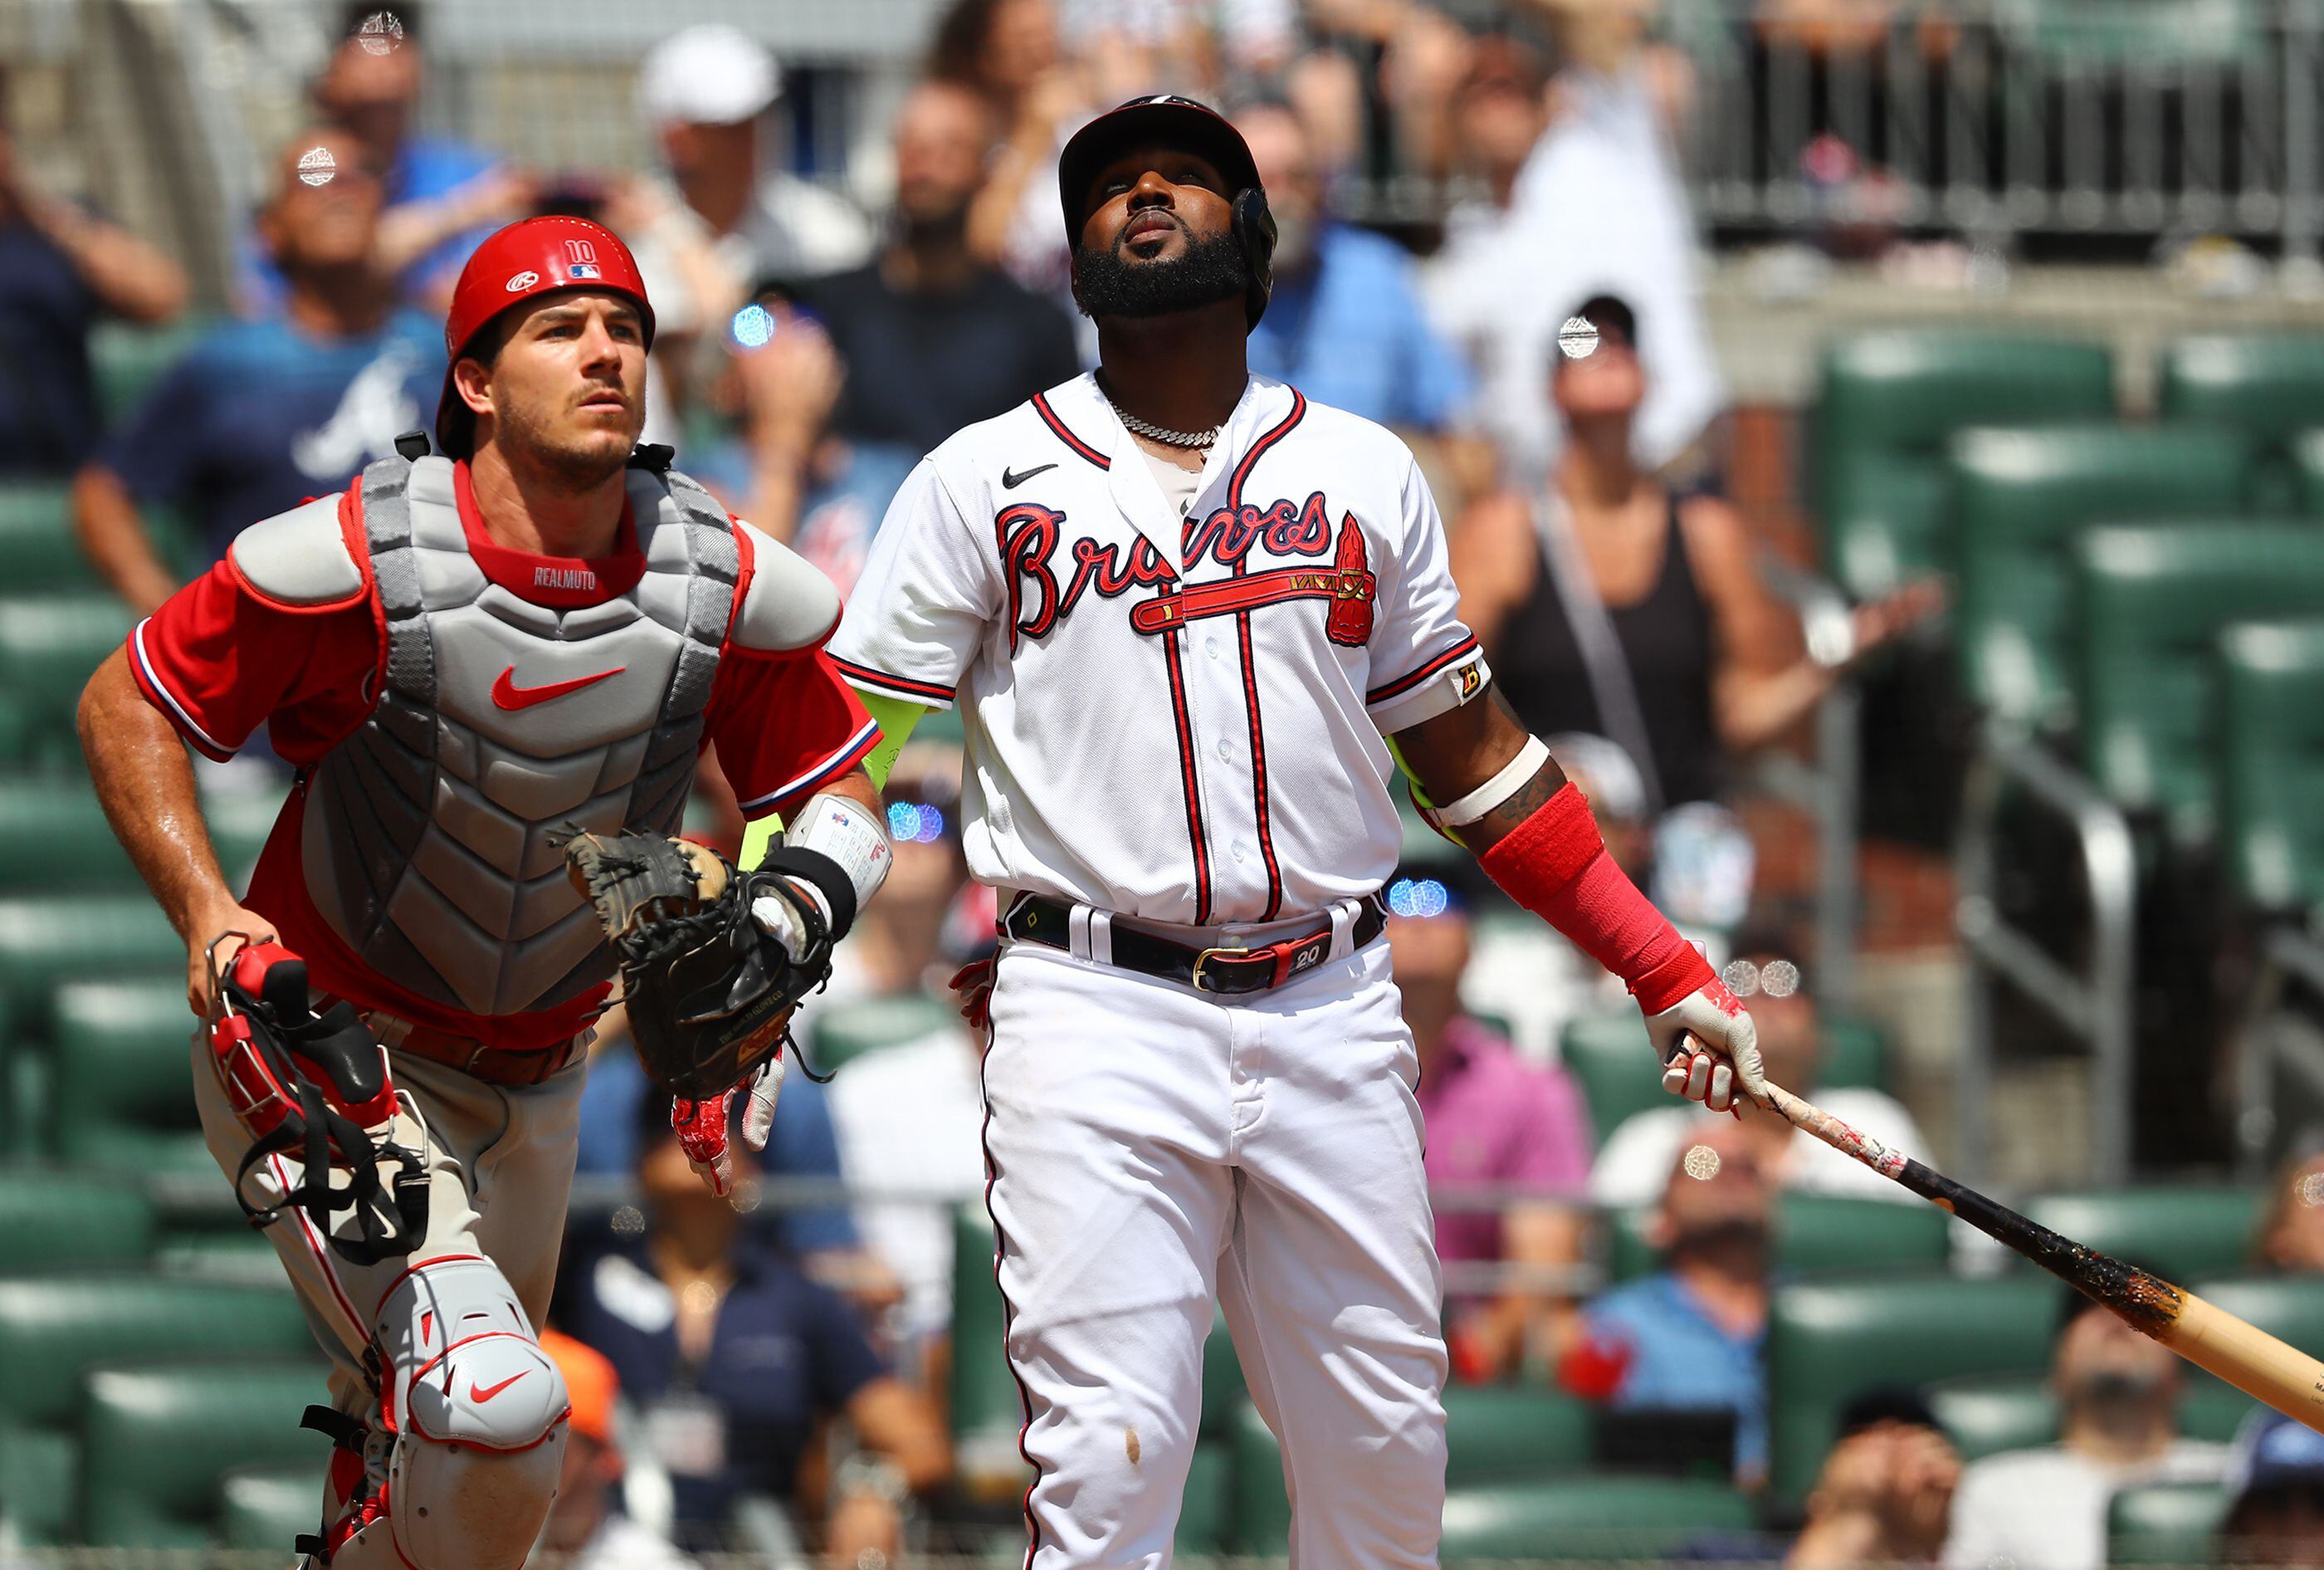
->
[[626, 23, 874, 380], [564, 1094, 950, 1556], [1942, 1291, 2230, 1570], [940, 0, 1081, 297], [1592, 930, 1932, 1210], [1785, 1390, 1960, 1569], [1233, 99, 1472, 436], [0, 71, 188, 477], [2218, 1409, 2324, 1567], [1564, 1118, 1773, 1484], [1453, 293, 1939, 820], [72, 128, 442, 614], [535, 1328, 697, 1570], [2253, 1147, 2324, 1274], [822, 753, 986, 1363], [1390, 874, 1593, 1382], [797, 80, 1081, 457], [241, 5, 525, 314]]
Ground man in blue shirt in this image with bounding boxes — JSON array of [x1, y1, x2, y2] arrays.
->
[[561, 1097, 950, 1553], [1572, 1117, 1772, 1484], [72, 126, 443, 613], [1233, 100, 1472, 436]]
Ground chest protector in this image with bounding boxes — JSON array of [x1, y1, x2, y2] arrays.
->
[[302, 452, 735, 1019]]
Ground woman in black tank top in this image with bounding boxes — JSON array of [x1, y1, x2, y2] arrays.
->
[[1450, 294, 1939, 813]]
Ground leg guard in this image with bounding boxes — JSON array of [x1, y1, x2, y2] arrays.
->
[[316, 1255, 570, 1570]]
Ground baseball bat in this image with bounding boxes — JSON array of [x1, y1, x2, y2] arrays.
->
[[1744, 1075, 2324, 1435]]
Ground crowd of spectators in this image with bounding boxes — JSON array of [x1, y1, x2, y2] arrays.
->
[[12, 0, 2324, 1563]]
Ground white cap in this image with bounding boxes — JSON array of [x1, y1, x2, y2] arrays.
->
[[637, 24, 780, 129]]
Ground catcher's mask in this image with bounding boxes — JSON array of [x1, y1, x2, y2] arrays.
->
[[1058, 94, 1277, 330], [205, 937, 427, 1267]]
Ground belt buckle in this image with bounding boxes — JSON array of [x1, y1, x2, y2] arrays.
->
[[1191, 946, 1270, 994]]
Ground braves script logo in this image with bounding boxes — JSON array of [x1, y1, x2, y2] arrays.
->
[[997, 492, 1366, 652]]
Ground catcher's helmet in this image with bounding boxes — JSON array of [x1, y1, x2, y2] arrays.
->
[[435, 215, 656, 458], [1058, 94, 1277, 330]]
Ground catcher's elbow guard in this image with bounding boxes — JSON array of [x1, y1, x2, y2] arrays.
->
[[762, 790, 891, 941]]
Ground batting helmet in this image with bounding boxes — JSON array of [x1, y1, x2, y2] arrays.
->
[[435, 215, 656, 458], [1057, 95, 1277, 329]]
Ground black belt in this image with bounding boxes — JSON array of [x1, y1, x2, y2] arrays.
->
[[1003, 894, 1387, 995]]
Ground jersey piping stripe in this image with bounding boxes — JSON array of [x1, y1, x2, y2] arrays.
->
[[1225, 391, 1306, 922], [738, 716, 881, 814], [1160, 626, 1214, 924], [1031, 392, 1111, 471], [976, 1014, 1047, 1568], [1367, 633, 1482, 705], [130, 619, 237, 761], [831, 657, 955, 704]]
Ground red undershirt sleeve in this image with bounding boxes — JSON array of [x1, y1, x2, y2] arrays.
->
[[704, 647, 882, 821]]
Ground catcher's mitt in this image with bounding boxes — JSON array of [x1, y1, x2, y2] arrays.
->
[[564, 831, 835, 1099]]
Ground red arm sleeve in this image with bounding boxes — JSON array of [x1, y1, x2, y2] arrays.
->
[[704, 646, 881, 820], [128, 556, 382, 763]]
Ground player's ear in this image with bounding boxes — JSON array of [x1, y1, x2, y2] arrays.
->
[[452, 353, 495, 419]]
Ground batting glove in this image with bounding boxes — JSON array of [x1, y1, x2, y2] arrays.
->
[[671, 1049, 788, 1200], [1645, 978, 1765, 1116]]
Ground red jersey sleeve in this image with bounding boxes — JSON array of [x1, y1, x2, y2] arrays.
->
[[705, 646, 881, 819], [129, 555, 382, 764]]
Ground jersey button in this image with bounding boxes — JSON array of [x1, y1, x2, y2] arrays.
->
[[1216, 738, 1233, 761], [1205, 637, 1220, 659], [1232, 843, 1248, 863]]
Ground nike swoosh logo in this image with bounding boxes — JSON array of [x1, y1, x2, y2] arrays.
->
[[1002, 462, 1057, 490], [470, 1372, 527, 1404], [491, 665, 624, 711]]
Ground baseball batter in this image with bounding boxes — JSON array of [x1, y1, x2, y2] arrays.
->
[[828, 96, 1765, 1568], [77, 217, 891, 1568]]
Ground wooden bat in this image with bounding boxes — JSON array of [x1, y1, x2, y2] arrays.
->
[[1747, 1075, 2324, 1434]]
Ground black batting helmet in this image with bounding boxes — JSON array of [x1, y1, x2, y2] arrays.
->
[[1057, 94, 1277, 329]]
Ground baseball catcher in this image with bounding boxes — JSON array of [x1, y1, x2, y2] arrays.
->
[[79, 214, 888, 1569]]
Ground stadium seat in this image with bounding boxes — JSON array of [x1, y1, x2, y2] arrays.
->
[[0, 594, 133, 769], [2014, 0, 2269, 67], [1950, 424, 2251, 729], [2160, 334, 2324, 510], [0, 784, 277, 896], [0, 1171, 154, 1274], [1176, 1440, 1232, 1554], [1443, 1383, 1592, 1485], [1768, 1273, 2058, 1509], [2219, 620, 2324, 913], [1928, 1367, 2254, 1460], [0, 1275, 310, 1545], [0, 896, 183, 1044], [808, 993, 959, 1074], [2074, 526, 2324, 842], [2107, 1480, 2234, 1567], [1201, 1311, 1246, 1438], [1438, 1476, 1757, 1562], [1809, 333, 2115, 601], [0, 481, 88, 590], [1605, 1191, 1952, 1282], [81, 1358, 325, 1544], [50, 979, 211, 1175], [91, 317, 211, 432], [2297, 430, 2324, 518], [2019, 1186, 2263, 1287], [218, 1463, 325, 1552], [1565, 1010, 1889, 1145], [2185, 1275, 2324, 1358]]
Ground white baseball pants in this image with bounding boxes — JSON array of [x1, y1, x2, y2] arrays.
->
[[983, 927, 1449, 1569]]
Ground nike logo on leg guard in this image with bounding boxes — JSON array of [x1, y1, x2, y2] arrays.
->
[[490, 665, 624, 711], [469, 1371, 528, 1403]]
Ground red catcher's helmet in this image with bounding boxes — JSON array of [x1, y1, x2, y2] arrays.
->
[[435, 215, 656, 459]]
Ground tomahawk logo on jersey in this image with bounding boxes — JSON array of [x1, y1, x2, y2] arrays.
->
[[830, 372, 1489, 927]]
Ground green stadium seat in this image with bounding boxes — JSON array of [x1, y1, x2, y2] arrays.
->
[[2186, 1275, 2324, 1359], [218, 1463, 325, 1552], [2297, 430, 2324, 518], [2074, 526, 2324, 842], [1606, 1191, 1951, 1283], [1443, 1383, 1592, 1485], [1200, 1312, 1245, 1438], [1176, 1439, 1232, 1554], [0, 784, 278, 895], [0, 1275, 310, 1545], [2220, 620, 2324, 913], [81, 1358, 326, 1544], [0, 594, 133, 768], [2107, 1480, 2234, 1567], [2160, 335, 2324, 511], [1950, 424, 2251, 729], [0, 895, 182, 1039], [1929, 1368, 2255, 1461], [50, 979, 211, 1175], [152, 1228, 281, 1284], [1438, 1476, 1757, 1562], [2015, 0, 2269, 69], [1565, 1010, 1889, 1144], [1810, 334, 2115, 601], [0, 481, 88, 590], [0, 1171, 153, 1274], [1769, 1273, 2058, 1509], [808, 993, 959, 1075], [91, 318, 211, 433], [2020, 1186, 2263, 1287], [1819, 1017, 1887, 1093]]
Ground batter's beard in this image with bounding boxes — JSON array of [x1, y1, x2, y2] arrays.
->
[[491, 393, 637, 491], [1072, 229, 1248, 321]]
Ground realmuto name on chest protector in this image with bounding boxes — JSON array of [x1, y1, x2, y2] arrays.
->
[[301, 453, 736, 1019]]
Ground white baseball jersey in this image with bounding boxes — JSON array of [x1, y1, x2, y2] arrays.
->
[[830, 371, 1490, 924]]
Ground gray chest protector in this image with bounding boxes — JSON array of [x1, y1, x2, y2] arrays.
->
[[302, 453, 735, 1019]]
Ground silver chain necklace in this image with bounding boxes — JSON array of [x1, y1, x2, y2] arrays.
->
[[1102, 389, 1218, 449]]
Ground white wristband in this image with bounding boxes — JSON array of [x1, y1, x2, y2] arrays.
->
[[1422, 736, 1552, 832], [785, 791, 892, 912]]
